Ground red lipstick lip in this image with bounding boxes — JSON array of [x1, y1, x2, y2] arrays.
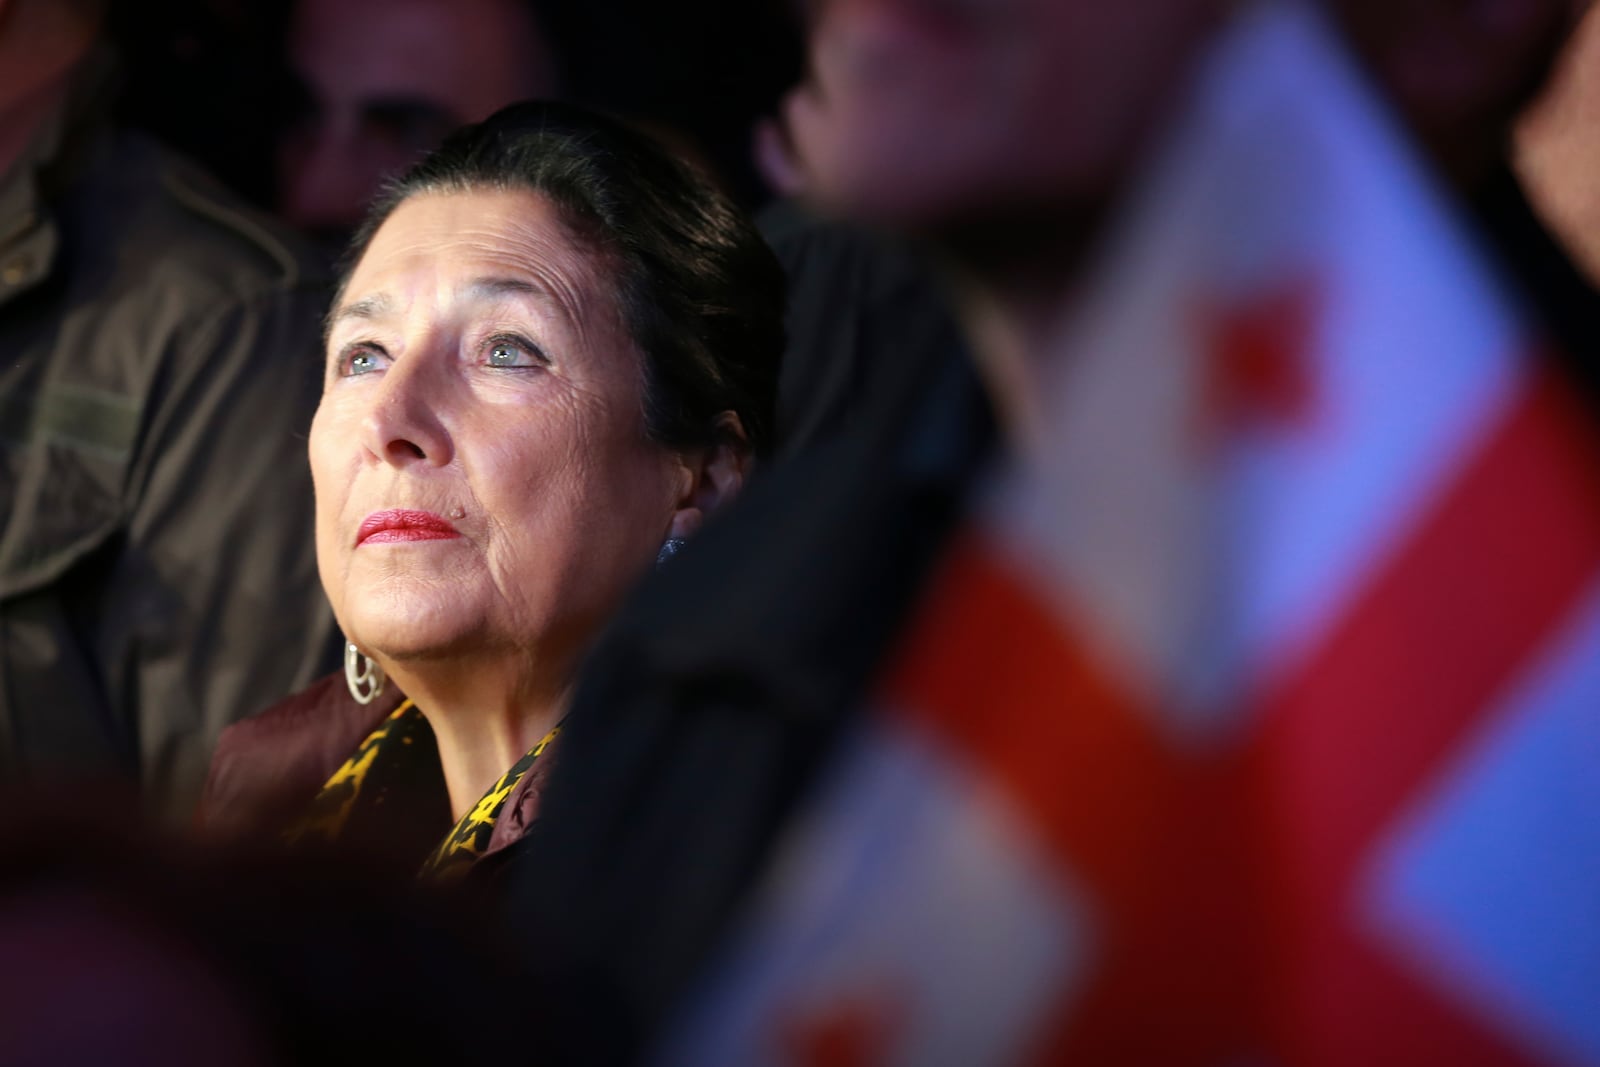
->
[[356, 509, 460, 546]]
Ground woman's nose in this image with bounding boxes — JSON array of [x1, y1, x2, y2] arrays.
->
[[361, 355, 453, 468]]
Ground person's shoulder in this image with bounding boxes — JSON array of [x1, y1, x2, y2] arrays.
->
[[198, 673, 403, 836], [67, 130, 329, 306], [153, 146, 328, 294]]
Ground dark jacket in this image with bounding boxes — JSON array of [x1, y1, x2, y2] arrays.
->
[[0, 53, 340, 818], [759, 199, 973, 459]]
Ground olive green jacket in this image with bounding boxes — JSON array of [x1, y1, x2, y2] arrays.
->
[[0, 55, 340, 818]]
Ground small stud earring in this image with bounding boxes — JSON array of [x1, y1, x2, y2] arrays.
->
[[656, 537, 687, 568]]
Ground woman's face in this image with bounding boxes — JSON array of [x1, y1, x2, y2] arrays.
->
[[311, 188, 688, 672]]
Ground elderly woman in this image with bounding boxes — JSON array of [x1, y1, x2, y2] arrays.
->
[[199, 102, 784, 876]]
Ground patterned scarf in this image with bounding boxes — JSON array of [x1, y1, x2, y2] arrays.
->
[[287, 699, 561, 878]]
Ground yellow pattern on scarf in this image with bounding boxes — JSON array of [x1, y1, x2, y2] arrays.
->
[[420, 724, 562, 879]]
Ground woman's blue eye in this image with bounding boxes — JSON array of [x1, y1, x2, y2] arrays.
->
[[338, 345, 388, 377], [486, 337, 542, 368]]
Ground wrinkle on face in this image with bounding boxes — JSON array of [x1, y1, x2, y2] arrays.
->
[[328, 202, 622, 367], [310, 189, 683, 689]]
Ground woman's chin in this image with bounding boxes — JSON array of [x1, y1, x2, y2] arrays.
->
[[345, 612, 479, 667], [338, 578, 487, 655]]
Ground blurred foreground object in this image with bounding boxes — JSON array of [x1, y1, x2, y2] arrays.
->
[[0, 787, 527, 1067], [663, 5, 1600, 1064], [0, 0, 339, 817], [507, 1, 1600, 1064]]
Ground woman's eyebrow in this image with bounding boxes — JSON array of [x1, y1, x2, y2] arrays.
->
[[324, 293, 393, 339], [323, 277, 573, 342]]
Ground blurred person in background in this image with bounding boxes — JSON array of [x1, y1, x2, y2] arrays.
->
[[106, 0, 297, 210], [277, 0, 560, 251], [537, 0, 803, 211], [0, 0, 338, 819], [110, 0, 804, 230], [505, 0, 1600, 1064], [1518, 2, 1600, 291], [275, 0, 806, 251], [739, 8, 980, 461], [200, 102, 784, 882]]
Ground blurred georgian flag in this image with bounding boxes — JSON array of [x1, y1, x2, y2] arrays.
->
[[658, 2, 1600, 1064]]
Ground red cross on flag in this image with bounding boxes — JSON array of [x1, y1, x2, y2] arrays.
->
[[656, 3, 1600, 1065]]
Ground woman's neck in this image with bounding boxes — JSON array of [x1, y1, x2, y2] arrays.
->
[[382, 656, 570, 821]]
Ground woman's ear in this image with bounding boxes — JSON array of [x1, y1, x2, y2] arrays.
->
[[666, 412, 753, 540]]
